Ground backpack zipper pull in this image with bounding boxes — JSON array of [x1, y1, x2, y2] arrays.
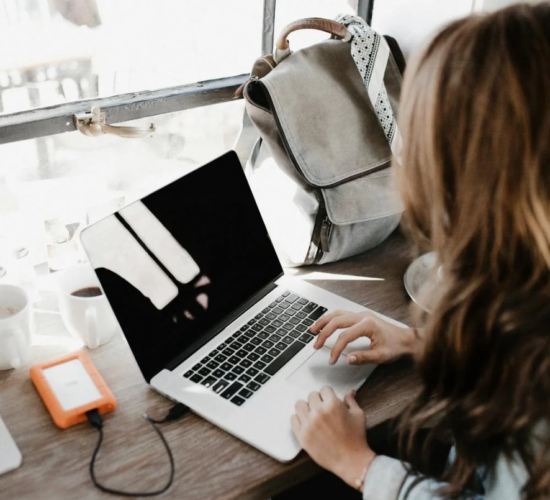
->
[[320, 217, 333, 253], [233, 75, 259, 99]]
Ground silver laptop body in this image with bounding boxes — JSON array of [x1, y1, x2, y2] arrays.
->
[[80, 151, 402, 462]]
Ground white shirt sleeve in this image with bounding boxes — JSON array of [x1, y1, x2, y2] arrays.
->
[[362, 453, 524, 500]]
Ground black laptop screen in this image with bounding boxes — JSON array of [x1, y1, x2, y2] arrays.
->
[[82, 152, 283, 382]]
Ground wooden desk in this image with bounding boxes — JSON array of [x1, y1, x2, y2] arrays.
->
[[0, 231, 419, 500]]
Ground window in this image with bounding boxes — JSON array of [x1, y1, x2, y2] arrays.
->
[[0, 0, 373, 275]]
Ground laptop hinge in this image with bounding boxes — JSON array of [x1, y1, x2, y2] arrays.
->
[[164, 273, 284, 373]]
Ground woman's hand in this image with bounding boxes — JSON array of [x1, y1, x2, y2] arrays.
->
[[310, 310, 417, 365], [291, 387, 376, 489]]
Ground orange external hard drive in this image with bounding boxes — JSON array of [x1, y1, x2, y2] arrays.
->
[[30, 351, 117, 429]]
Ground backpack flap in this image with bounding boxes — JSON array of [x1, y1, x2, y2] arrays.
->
[[256, 39, 403, 221]]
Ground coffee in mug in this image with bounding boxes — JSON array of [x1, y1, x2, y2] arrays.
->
[[57, 266, 119, 349], [0, 305, 21, 319], [71, 287, 102, 298]]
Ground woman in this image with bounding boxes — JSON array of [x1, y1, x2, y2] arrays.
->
[[291, 4, 550, 499]]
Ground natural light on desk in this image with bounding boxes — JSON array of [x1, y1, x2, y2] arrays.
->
[[287, 270, 384, 282]]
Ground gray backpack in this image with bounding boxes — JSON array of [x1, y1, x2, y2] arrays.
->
[[235, 16, 404, 267]]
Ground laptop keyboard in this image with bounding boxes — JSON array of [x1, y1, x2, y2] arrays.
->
[[183, 291, 327, 407]]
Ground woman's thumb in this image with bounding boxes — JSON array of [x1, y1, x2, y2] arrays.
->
[[347, 350, 381, 365]]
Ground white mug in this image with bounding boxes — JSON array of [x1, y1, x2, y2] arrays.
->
[[0, 284, 32, 370], [57, 265, 119, 349]]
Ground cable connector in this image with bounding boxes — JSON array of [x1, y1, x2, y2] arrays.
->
[[145, 403, 190, 424], [87, 409, 103, 430], [164, 403, 190, 422]]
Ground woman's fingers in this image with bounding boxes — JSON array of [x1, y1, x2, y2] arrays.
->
[[329, 319, 375, 364], [343, 389, 361, 411], [319, 385, 337, 403], [295, 399, 310, 420], [310, 310, 348, 334], [290, 414, 301, 437], [313, 312, 361, 349], [307, 391, 323, 410]]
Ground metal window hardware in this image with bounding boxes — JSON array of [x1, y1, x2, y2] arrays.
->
[[0, 2, 374, 146], [73, 106, 155, 138]]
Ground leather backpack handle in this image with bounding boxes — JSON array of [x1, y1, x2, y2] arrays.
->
[[276, 18, 351, 50], [274, 17, 351, 63]]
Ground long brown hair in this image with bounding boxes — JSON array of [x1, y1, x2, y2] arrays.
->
[[396, 4, 550, 499]]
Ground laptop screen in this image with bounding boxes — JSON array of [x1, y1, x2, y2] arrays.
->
[[81, 151, 283, 382]]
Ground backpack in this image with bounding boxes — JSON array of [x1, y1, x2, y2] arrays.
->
[[235, 16, 405, 267]]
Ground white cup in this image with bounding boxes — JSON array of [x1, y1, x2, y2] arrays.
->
[[57, 265, 119, 349], [0, 284, 32, 370]]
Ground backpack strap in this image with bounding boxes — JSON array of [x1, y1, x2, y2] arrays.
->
[[336, 14, 403, 160]]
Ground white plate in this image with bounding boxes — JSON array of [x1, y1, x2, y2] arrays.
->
[[403, 252, 438, 312]]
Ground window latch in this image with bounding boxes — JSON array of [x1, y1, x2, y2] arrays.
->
[[73, 107, 155, 138]]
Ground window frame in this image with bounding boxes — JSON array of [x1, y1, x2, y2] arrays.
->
[[0, 0, 373, 145]]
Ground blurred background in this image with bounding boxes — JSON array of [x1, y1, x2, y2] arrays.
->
[[0, 0, 528, 281], [0, 0, 358, 275]]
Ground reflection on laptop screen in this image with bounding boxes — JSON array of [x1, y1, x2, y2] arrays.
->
[[81, 152, 283, 381]]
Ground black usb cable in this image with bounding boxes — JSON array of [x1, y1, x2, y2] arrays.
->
[[86, 403, 189, 497]]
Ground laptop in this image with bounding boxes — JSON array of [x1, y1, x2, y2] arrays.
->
[[79, 151, 402, 462]]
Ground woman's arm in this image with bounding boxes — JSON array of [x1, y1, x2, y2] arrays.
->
[[291, 388, 525, 500]]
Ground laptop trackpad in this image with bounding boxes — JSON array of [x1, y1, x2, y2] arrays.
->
[[286, 347, 375, 399]]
